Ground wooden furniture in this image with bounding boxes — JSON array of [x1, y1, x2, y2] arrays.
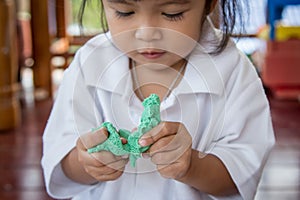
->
[[0, 0, 21, 130], [30, 0, 52, 99], [29, 0, 94, 99]]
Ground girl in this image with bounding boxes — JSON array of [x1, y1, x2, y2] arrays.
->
[[41, 0, 275, 199]]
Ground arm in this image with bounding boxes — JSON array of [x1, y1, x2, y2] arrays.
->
[[177, 150, 238, 196], [139, 122, 238, 196]]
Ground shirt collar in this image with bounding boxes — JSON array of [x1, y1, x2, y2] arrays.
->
[[174, 45, 224, 96]]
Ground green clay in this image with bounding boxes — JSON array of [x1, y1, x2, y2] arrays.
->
[[88, 94, 161, 167]]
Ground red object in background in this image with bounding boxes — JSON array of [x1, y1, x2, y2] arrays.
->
[[262, 40, 300, 99]]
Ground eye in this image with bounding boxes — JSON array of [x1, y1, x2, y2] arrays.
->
[[162, 12, 184, 21], [115, 10, 134, 18]]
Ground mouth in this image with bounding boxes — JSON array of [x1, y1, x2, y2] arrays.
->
[[138, 50, 166, 59]]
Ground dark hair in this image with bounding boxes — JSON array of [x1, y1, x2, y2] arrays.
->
[[78, 0, 246, 54]]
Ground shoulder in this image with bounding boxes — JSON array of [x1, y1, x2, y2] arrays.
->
[[189, 37, 260, 98], [67, 32, 125, 80], [65, 32, 129, 90], [217, 39, 259, 85], [60, 33, 113, 78], [200, 18, 257, 84], [75, 32, 121, 65]]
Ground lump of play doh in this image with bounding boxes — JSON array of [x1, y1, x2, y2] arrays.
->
[[126, 94, 161, 166], [87, 122, 130, 155], [88, 94, 161, 167]]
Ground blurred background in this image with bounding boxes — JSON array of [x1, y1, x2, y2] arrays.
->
[[0, 0, 299, 199]]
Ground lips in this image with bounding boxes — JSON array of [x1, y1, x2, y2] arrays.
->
[[139, 50, 165, 59]]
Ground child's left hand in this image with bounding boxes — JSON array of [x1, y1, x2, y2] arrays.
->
[[139, 122, 192, 179]]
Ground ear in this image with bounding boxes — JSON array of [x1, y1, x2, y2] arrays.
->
[[209, 0, 218, 14]]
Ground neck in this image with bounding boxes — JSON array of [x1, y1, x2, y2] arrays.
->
[[131, 59, 186, 101]]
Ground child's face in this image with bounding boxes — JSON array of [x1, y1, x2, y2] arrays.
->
[[103, 0, 206, 68]]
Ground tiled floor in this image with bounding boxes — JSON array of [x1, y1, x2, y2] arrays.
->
[[0, 70, 299, 199]]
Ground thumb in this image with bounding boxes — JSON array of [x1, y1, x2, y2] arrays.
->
[[78, 128, 109, 150]]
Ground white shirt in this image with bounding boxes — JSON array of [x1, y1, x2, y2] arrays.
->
[[41, 21, 275, 200]]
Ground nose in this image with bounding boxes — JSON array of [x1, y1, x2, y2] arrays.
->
[[135, 27, 162, 42]]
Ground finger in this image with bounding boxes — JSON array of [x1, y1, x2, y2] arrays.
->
[[96, 170, 124, 181], [78, 128, 109, 149], [121, 137, 128, 144], [86, 158, 127, 174], [86, 165, 125, 181], [98, 170, 123, 181], [150, 138, 184, 165], [141, 152, 150, 159], [151, 145, 191, 166], [78, 148, 110, 167], [156, 162, 184, 179], [156, 150, 191, 179], [151, 149, 182, 165], [85, 164, 117, 176], [78, 150, 104, 167], [149, 135, 191, 165], [139, 122, 180, 147], [141, 134, 177, 158], [149, 135, 178, 155], [106, 157, 129, 170], [89, 151, 122, 166], [80, 150, 129, 169]]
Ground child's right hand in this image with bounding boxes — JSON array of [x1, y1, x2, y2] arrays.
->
[[76, 128, 129, 182]]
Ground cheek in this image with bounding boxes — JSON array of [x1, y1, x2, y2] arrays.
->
[[191, 26, 202, 42], [163, 25, 200, 58], [179, 11, 203, 42], [110, 27, 136, 54], [104, 15, 135, 51], [105, 17, 121, 35], [181, 21, 202, 42], [106, 20, 133, 52]]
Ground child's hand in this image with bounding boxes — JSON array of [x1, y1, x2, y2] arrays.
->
[[76, 128, 129, 182], [139, 122, 192, 180]]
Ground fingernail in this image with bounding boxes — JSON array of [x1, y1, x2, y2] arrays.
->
[[142, 153, 150, 159], [121, 154, 129, 159], [139, 139, 147, 147], [121, 137, 128, 144]]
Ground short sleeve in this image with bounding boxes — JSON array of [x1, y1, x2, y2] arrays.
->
[[207, 56, 275, 199], [41, 48, 103, 198]]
